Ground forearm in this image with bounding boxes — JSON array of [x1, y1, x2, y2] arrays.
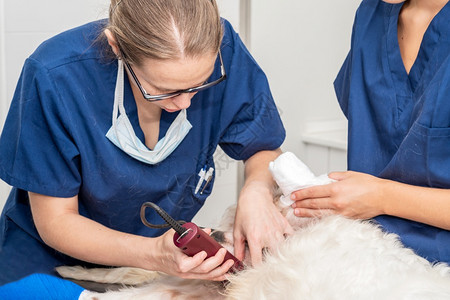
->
[[380, 180, 450, 230], [29, 193, 159, 270], [42, 212, 157, 268], [241, 148, 282, 197]]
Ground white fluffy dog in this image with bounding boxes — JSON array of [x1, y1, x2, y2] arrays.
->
[[57, 153, 450, 300]]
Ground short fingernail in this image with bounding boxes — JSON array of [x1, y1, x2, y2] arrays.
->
[[291, 194, 296, 200], [294, 208, 299, 215]]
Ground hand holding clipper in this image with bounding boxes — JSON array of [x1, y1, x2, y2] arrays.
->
[[140, 202, 244, 272]]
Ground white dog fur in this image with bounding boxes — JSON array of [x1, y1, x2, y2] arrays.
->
[[57, 153, 450, 299]]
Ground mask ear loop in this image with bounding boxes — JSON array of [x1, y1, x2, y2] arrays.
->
[[111, 59, 125, 150], [112, 59, 143, 150]]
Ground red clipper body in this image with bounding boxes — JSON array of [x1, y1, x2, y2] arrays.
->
[[173, 222, 244, 271]]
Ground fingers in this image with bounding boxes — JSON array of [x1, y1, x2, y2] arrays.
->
[[246, 224, 283, 266], [248, 229, 291, 266], [190, 248, 228, 274], [293, 207, 334, 218], [248, 239, 263, 267], [291, 171, 352, 201], [177, 250, 208, 273], [175, 247, 236, 281], [291, 184, 332, 201], [205, 259, 235, 281], [265, 231, 284, 254], [163, 229, 235, 280], [233, 233, 246, 261], [179, 248, 234, 281], [292, 197, 332, 210]]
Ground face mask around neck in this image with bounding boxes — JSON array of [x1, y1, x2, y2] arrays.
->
[[106, 60, 192, 164]]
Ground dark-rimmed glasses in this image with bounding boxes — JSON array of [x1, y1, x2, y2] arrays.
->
[[123, 50, 226, 101]]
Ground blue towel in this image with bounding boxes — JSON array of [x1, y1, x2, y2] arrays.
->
[[0, 273, 84, 300]]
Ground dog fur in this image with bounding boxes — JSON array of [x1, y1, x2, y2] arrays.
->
[[56, 195, 450, 300]]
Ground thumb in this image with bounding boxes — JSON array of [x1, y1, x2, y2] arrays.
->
[[328, 171, 348, 181]]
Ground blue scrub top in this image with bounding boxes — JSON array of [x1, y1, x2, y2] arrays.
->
[[335, 0, 450, 263], [0, 19, 285, 284]]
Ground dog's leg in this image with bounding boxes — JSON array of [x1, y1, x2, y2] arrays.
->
[[55, 266, 161, 285], [77, 275, 226, 300]]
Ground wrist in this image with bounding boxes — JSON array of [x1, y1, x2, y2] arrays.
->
[[242, 179, 274, 195], [238, 180, 277, 207], [133, 235, 161, 271], [377, 177, 393, 216]]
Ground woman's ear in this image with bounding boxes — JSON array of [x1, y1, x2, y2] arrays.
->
[[104, 29, 120, 57]]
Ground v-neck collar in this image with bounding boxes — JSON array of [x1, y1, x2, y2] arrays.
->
[[386, 1, 450, 96], [122, 66, 178, 144]]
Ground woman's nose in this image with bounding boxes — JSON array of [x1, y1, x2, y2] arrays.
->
[[172, 93, 194, 109]]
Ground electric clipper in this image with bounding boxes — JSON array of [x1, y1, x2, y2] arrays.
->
[[140, 202, 244, 272]]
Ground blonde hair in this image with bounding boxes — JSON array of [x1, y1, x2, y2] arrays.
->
[[107, 0, 223, 65]]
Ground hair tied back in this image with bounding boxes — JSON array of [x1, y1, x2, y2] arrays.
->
[[110, 0, 123, 15]]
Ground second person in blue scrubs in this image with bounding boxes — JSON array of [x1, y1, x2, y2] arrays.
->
[[291, 0, 450, 265], [0, 0, 292, 285]]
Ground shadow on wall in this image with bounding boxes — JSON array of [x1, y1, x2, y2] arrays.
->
[[0, 182, 11, 210]]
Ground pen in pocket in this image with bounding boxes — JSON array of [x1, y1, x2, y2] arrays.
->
[[194, 165, 207, 194], [200, 167, 214, 194]]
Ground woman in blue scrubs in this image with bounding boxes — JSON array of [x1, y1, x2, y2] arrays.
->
[[0, 0, 292, 285], [291, 0, 450, 264]]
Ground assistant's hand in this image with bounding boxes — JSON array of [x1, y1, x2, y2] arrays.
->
[[151, 228, 235, 281], [291, 171, 386, 219], [233, 181, 294, 266]]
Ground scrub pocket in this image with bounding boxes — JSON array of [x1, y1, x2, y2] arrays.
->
[[190, 161, 216, 205], [381, 122, 450, 188], [423, 125, 450, 188], [165, 163, 215, 212], [437, 230, 450, 264]]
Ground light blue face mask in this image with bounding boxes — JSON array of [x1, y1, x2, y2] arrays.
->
[[106, 60, 192, 164]]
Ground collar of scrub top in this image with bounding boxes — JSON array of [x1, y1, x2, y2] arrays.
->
[[120, 48, 227, 101]]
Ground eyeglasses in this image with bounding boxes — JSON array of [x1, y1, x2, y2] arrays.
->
[[123, 50, 227, 101]]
